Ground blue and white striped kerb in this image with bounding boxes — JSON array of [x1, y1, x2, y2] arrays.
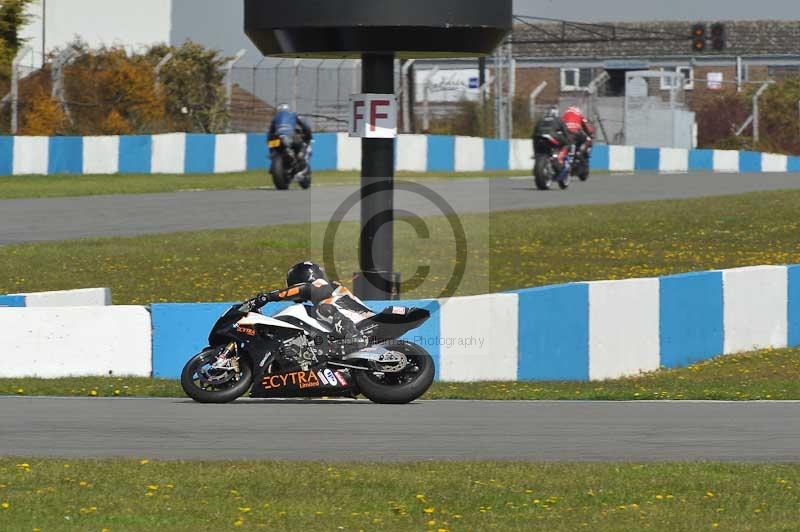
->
[[1, 133, 799, 176]]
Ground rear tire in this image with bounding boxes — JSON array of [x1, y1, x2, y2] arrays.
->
[[271, 157, 290, 190], [354, 341, 435, 404], [534, 156, 553, 191], [181, 347, 253, 404]]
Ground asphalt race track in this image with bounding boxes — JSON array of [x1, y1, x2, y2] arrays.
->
[[2, 171, 800, 244], [1, 397, 798, 461]]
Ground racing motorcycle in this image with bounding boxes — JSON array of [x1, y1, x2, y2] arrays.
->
[[533, 135, 592, 191], [268, 134, 312, 190], [180, 299, 435, 404]]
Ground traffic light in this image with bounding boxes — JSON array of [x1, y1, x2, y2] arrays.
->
[[691, 23, 707, 52], [710, 23, 726, 51]]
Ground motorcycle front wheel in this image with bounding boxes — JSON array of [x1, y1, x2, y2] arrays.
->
[[181, 347, 253, 404], [578, 162, 590, 181], [354, 341, 435, 404], [298, 169, 312, 190]]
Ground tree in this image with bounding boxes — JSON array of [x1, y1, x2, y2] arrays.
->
[[146, 41, 229, 133], [0, 0, 33, 80]]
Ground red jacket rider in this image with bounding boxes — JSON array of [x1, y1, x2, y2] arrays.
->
[[561, 106, 595, 138]]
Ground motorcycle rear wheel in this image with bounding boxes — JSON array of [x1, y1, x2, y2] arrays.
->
[[181, 347, 253, 404], [354, 341, 435, 404], [271, 157, 290, 190], [534, 156, 553, 191]]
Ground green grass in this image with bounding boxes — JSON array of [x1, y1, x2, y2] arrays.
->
[[3, 346, 799, 400], [0, 169, 530, 200], [1, 189, 799, 304], [0, 459, 797, 531]]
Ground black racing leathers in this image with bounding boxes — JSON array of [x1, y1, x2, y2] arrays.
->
[[533, 115, 571, 149], [242, 279, 365, 339]]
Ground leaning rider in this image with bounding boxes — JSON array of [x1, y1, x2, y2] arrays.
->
[[561, 106, 595, 158], [268, 103, 314, 177], [241, 262, 371, 347]]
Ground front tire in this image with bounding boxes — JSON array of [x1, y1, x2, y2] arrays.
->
[[578, 162, 590, 181], [354, 341, 435, 404], [298, 170, 312, 190], [181, 347, 253, 404]]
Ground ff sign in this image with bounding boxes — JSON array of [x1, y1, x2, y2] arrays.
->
[[349, 93, 398, 138]]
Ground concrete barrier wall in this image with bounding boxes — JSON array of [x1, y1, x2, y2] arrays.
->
[[0, 306, 151, 378], [4, 133, 799, 176], [588, 278, 660, 380], [3, 266, 800, 381], [438, 294, 518, 382], [511, 265, 799, 382], [722, 266, 788, 353], [150, 299, 440, 379], [147, 264, 800, 382], [3, 288, 112, 307]]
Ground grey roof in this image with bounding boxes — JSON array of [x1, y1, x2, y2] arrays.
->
[[513, 20, 800, 59]]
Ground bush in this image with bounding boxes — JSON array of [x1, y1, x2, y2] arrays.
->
[[11, 40, 230, 136], [692, 89, 750, 149], [62, 43, 166, 135], [693, 77, 800, 155], [757, 76, 800, 155], [146, 41, 229, 133]]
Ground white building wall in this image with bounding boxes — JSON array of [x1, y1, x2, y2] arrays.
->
[[21, 0, 173, 68]]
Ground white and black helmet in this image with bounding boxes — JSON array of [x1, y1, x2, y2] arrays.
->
[[286, 261, 327, 287]]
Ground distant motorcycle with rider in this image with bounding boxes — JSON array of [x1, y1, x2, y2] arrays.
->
[[532, 106, 594, 191], [267, 103, 313, 190]]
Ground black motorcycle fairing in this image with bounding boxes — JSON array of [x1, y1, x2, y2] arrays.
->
[[358, 307, 430, 342], [208, 306, 249, 346], [250, 366, 357, 398], [269, 134, 308, 172], [534, 135, 562, 156]]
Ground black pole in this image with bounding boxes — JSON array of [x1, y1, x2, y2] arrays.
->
[[478, 56, 486, 95], [408, 61, 416, 134], [355, 53, 396, 301]]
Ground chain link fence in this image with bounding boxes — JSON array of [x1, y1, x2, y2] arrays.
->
[[228, 60, 364, 133]]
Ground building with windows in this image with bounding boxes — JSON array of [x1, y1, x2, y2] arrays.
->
[[514, 20, 800, 104]]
